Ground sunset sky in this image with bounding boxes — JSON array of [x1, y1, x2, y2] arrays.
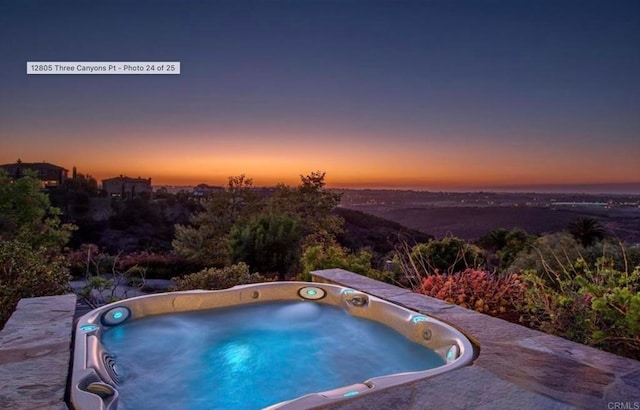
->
[[1, 0, 638, 191]]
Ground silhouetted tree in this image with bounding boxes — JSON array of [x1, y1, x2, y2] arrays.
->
[[568, 217, 606, 247], [478, 228, 533, 270]]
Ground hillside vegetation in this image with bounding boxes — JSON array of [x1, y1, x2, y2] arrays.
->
[[2, 172, 639, 360]]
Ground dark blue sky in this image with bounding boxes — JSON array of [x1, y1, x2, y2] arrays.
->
[[1, 0, 638, 189]]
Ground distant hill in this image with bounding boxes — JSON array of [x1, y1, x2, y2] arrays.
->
[[333, 207, 433, 257], [345, 205, 640, 243]]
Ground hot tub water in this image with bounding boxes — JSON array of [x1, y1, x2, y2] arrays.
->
[[101, 301, 445, 409]]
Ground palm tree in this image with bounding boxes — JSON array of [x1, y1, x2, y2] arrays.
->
[[567, 217, 606, 247]]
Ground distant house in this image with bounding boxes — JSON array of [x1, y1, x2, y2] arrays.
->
[[192, 183, 225, 197], [102, 175, 152, 198], [0, 159, 68, 187]]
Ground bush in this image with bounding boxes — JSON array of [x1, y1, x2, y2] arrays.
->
[[415, 269, 527, 321], [171, 263, 270, 291], [0, 240, 70, 328], [477, 228, 533, 271], [66, 244, 116, 278], [300, 241, 387, 282], [582, 240, 640, 273], [392, 237, 483, 287], [118, 251, 194, 279], [521, 257, 640, 360], [508, 232, 585, 286]]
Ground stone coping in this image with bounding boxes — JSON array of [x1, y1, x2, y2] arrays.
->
[[0, 294, 76, 410], [311, 269, 640, 410], [2, 275, 639, 410]]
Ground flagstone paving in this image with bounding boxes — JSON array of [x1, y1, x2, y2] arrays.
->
[[1, 270, 639, 409]]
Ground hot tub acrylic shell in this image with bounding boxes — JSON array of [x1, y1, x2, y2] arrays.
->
[[71, 282, 476, 410]]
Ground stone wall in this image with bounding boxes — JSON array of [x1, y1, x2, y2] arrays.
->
[[0, 294, 76, 410]]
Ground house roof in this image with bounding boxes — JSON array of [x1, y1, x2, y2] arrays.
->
[[102, 176, 151, 183], [0, 161, 68, 172]]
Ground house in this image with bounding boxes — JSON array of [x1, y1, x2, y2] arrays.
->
[[102, 175, 152, 198], [192, 183, 225, 197], [0, 159, 68, 187]]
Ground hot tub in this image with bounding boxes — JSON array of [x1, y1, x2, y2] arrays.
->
[[71, 282, 476, 409]]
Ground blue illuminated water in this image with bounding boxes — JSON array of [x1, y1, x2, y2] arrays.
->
[[101, 301, 444, 409]]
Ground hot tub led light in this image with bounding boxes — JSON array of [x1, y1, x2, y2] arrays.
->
[[446, 345, 459, 363], [80, 324, 98, 332], [101, 306, 131, 326], [343, 391, 359, 397], [298, 286, 326, 300], [412, 315, 429, 324]]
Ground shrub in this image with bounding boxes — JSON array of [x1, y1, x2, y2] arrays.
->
[[300, 241, 387, 282], [508, 232, 585, 286], [415, 269, 527, 321], [521, 257, 640, 360], [409, 237, 483, 276], [171, 262, 270, 291], [0, 240, 70, 328], [392, 237, 483, 289], [582, 239, 640, 273], [66, 243, 113, 278], [477, 228, 533, 271], [118, 251, 193, 279]]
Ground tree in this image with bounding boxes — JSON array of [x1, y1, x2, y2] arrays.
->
[[0, 171, 74, 250], [172, 171, 344, 274], [478, 228, 533, 270], [172, 175, 262, 267], [568, 217, 607, 247], [65, 172, 99, 196], [267, 171, 343, 243], [230, 213, 302, 280], [0, 172, 74, 329]]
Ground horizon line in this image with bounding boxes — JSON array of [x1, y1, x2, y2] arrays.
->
[[152, 182, 640, 195]]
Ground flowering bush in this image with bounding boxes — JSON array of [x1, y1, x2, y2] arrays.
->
[[118, 251, 192, 279], [416, 269, 527, 321], [66, 243, 108, 277]]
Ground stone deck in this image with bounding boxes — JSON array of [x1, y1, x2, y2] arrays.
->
[[0, 271, 638, 409], [312, 269, 640, 410], [0, 294, 76, 410]]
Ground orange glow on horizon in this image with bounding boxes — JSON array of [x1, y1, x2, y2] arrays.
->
[[2, 128, 639, 189]]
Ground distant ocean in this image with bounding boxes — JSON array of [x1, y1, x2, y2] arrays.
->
[[334, 183, 640, 195], [477, 183, 640, 195]]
